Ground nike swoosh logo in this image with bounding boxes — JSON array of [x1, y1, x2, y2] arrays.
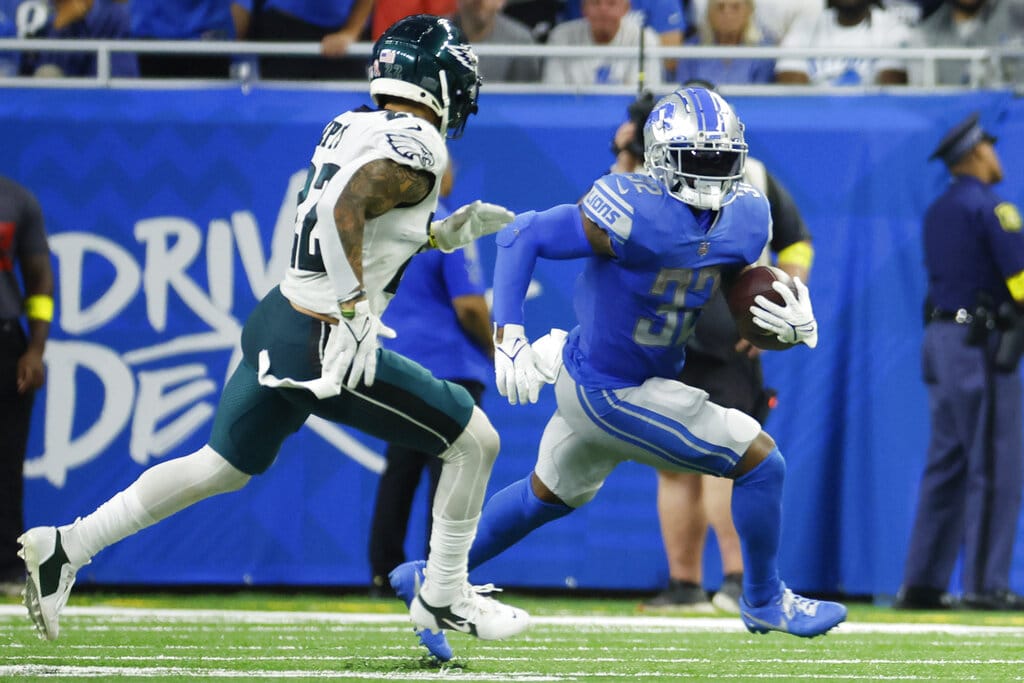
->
[[441, 617, 473, 633], [615, 178, 630, 194]]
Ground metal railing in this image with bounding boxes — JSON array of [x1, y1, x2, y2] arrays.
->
[[1, 37, 1021, 94]]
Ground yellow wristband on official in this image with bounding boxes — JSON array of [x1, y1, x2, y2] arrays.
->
[[25, 294, 54, 322]]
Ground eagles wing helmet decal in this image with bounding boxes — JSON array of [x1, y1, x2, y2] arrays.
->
[[386, 133, 436, 168], [446, 43, 479, 71]]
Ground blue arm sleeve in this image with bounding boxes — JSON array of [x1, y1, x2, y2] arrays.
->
[[492, 203, 591, 326]]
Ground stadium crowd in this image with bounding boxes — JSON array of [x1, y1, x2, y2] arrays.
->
[[0, 0, 1022, 85]]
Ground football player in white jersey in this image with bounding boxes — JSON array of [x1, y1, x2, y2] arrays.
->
[[17, 14, 529, 653]]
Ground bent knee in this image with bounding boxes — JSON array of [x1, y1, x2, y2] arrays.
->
[[729, 431, 778, 479], [196, 445, 251, 494], [441, 406, 499, 466]]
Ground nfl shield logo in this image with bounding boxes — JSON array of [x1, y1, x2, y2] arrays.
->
[[697, 241, 710, 256]]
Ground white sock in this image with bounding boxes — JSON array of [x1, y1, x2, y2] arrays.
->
[[59, 445, 250, 568], [419, 408, 499, 604], [60, 490, 153, 568], [420, 516, 478, 604]]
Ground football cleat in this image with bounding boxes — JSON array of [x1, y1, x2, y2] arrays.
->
[[411, 581, 530, 641], [18, 526, 82, 641], [740, 584, 847, 637], [388, 560, 453, 662]]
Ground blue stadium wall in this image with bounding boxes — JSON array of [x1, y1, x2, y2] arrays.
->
[[3, 87, 1023, 599]]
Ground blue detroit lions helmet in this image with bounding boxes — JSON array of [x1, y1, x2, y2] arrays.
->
[[643, 87, 748, 210]]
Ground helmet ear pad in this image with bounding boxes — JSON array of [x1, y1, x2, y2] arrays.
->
[[369, 14, 481, 139]]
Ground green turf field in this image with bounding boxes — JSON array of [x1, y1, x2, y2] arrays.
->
[[2, 591, 1024, 680]]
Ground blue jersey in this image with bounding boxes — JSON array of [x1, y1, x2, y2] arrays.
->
[[565, 172, 770, 388], [382, 245, 491, 386]]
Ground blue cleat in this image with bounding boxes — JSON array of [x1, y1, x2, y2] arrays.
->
[[740, 584, 847, 637], [389, 560, 453, 662]]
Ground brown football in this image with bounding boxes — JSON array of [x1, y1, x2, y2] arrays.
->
[[726, 266, 799, 351]]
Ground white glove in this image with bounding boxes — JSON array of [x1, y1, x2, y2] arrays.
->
[[321, 300, 397, 390], [495, 323, 547, 405], [750, 276, 818, 349], [429, 200, 514, 253], [530, 328, 568, 383]]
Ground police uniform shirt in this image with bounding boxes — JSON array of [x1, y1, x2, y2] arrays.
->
[[923, 175, 1024, 312]]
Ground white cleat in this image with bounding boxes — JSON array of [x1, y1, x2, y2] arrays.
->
[[18, 526, 81, 641], [411, 582, 530, 640]]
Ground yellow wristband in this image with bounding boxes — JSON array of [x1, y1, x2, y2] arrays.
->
[[25, 294, 54, 322]]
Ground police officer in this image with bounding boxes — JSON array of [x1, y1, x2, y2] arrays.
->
[[0, 175, 53, 595], [896, 113, 1024, 611]]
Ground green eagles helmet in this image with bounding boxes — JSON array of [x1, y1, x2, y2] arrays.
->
[[369, 14, 482, 139]]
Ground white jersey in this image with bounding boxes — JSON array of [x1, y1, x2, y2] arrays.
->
[[280, 107, 447, 317]]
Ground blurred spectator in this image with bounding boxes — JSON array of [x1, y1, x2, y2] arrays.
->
[[452, 0, 541, 82], [8, 0, 137, 77], [234, 0, 373, 80], [676, 0, 776, 85], [775, 0, 911, 85], [543, 0, 663, 87], [907, 0, 1024, 86], [564, 0, 685, 77], [0, 176, 52, 597], [130, 0, 238, 78], [503, 0, 566, 42], [371, 1, 454, 40], [692, 0, 819, 43], [367, 164, 495, 597]]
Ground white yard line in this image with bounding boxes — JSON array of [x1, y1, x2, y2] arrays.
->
[[1, 604, 1023, 635]]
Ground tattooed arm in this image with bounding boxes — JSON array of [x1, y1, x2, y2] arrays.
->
[[329, 158, 434, 311]]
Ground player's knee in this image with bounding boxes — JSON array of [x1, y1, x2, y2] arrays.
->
[[559, 485, 600, 509], [729, 431, 777, 479], [756, 447, 786, 485], [441, 406, 499, 467], [195, 445, 251, 495]]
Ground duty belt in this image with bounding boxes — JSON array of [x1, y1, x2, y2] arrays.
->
[[928, 308, 977, 325]]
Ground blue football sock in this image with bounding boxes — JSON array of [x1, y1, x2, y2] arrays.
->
[[469, 474, 572, 570], [731, 448, 786, 606]]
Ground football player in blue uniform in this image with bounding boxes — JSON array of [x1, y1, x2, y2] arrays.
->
[[17, 14, 529, 649], [392, 86, 847, 659]]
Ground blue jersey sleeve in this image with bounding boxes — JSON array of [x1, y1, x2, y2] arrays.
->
[[492, 203, 591, 325]]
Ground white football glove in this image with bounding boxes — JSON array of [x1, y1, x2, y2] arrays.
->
[[321, 300, 397, 390], [750, 276, 818, 349], [429, 200, 515, 253], [495, 323, 547, 405], [531, 328, 568, 383]]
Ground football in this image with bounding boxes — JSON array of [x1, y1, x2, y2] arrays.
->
[[726, 265, 798, 351]]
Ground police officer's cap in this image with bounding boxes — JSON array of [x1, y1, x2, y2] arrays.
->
[[929, 112, 997, 166]]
